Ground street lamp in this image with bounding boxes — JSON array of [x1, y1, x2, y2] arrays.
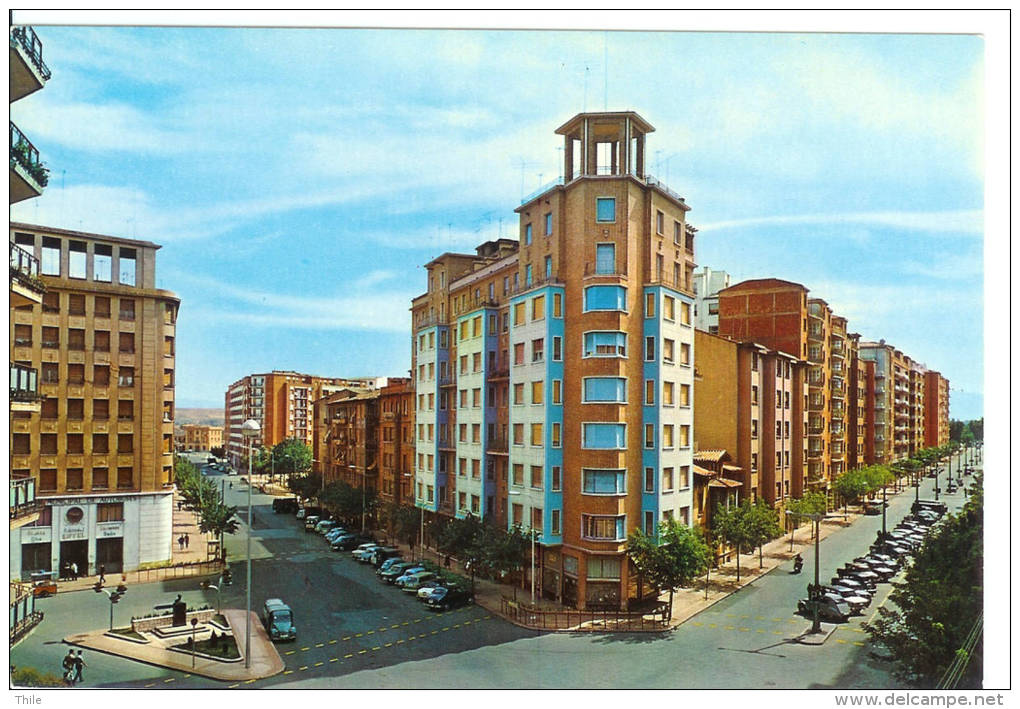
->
[[200, 576, 223, 615], [785, 510, 840, 635], [240, 418, 260, 670], [93, 580, 128, 630]]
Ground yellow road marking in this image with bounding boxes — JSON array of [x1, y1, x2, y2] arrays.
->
[[358, 650, 367, 655], [853, 641, 865, 647], [164, 678, 175, 683], [385, 642, 393, 647], [419, 633, 426, 638], [328, 639, 337, 644], [285, 650, 295, 655], [692, 621, 703, 627], [329, 658, 338, 663], [355, 633, 363, 637], [344, 653, 354, 659], [314, 662, 324, 667], [396, 639, 405, 644], [739, 627, 750, 632], [228, 683, 240, 688], [282, 670, 293, 676], [315, 643, 324, 647], [836, 638, 846, 644], [372, 646, 381, 651], [442, 627, 450, 632], [771, 618, 783, 622], [299, 666, 307, 671], [244, 679, 256, 684], [391, 624, 400, 628], [413, 619, 422, 623], [740, 615, 749, 619], [300, 646, 310, 651], [756, 616, 765, 620], [366, 630, 374, 635], [342, 636, 351, 641], [708, 623, 717, 629], [725, 625, 735, 630], [756, 629, 766, 634], [772, 631, 783, 635], [453, 624, 460, 629], [431, 630, 439, 635]]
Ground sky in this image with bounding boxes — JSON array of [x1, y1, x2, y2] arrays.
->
[[10, 12, 994, 420]]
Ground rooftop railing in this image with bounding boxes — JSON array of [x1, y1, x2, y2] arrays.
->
[[10, 26, 51, 81]]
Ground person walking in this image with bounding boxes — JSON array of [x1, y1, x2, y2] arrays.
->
[[70, 562, 78, 581], [184, 533, 190, 549], [178, 535, 185, 551], [98, 564, 106, 585], [61, 562, 69, 581], [72, 650, 86, 684]]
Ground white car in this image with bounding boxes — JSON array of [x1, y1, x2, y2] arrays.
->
[[351, 543, 380, 561]]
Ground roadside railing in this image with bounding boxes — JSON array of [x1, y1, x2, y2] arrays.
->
[[132, 559, 224, 584], [499, 597, 670, 632]]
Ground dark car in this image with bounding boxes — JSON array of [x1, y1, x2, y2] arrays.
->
[[797, 596, 850, 623], [424, 586, 473, 611], [331, 533, 371, 551], [368, 547, 400, 567], [381, 563, 423, 584]]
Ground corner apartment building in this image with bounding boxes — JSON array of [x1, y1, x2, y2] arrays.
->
[[693, 330, 807, 507], [858, 340, 895, 463], [411, 111, 696, 610], [692, 266, 730, 334], [9, 223, 180, 578], [224, 371, 377, 468]]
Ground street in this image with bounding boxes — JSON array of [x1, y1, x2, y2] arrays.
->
[[11, 451, 976, 689]]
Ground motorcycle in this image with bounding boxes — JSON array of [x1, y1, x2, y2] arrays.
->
[[792, 555, 804, 574]]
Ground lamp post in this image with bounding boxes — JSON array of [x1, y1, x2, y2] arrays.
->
[[240, 418, 260, 670], [190, 617, 199, 668], [785, 510, 829, 635]]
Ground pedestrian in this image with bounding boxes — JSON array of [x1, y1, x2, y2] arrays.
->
[[70, 561, 78, 581], [229, 482, 233, 490], [178, 536, 185, 551], [72, 650, 86, 684], [61, 650, 75, 685], [61, 562, 69, 581], [177, 500, 183, 511], [184, 533, 190, 549], [98, 564, 106, 585]]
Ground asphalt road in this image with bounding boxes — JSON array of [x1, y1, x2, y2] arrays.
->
[[11, 451, 977, 690]]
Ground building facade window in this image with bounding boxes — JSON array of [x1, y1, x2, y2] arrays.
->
[[595, 197, 616, 222], [582, 469, 626, 495]]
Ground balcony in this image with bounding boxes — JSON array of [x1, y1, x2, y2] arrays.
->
[[10, 363, 41, 413], [10, 26, 50, 101], [10, 122, 48, 203], [485, 436, 509, 455], [10, 242, 45, 306], [488, 366, 509, 380], [10, 477, 41, 527]]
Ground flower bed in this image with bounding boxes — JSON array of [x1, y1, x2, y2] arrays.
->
[[131, 608, 215, 634]]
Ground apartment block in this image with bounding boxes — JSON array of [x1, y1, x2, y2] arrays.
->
[[316, 378, 414, 508], [923, 371, 950, 448], [180, 424, 223, 452], [858, 341, 895, 463], [692, 266, 730, 334], [693, 330, 808, 507], [411, 111, 696, 610], [9, 223, 180, 579], [846, 333, 872, 471], [224, 371, 378, 468]]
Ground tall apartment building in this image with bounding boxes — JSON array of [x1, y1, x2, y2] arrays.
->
[[908, 360, 926, 456], [10, 25, 51, 538], [859, 340, 895, 464], [692, 266, 730, 333], [10, 223, 180, 578], [411, 111, 697, 610], [223, 371, 377, 468], [693, 330, 807, 506], [923, 371, 950, 448], [846, 333, 872, 470]]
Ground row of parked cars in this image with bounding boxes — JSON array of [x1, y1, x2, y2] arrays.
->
[[797, 499, 948, 624], [298, 509, 473, 612]]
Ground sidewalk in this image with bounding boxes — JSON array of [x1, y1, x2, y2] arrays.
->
[[54, 485, 220, 594], [64, 610, 284, 681]]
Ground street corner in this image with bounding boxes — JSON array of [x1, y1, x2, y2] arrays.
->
[[791, 623, 839, 645]]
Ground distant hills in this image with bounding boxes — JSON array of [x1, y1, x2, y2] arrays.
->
[[176, 408, 224, 426]]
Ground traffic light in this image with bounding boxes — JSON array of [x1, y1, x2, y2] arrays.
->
[[93, 581, 103, 593], [110, 592, 121, 603]]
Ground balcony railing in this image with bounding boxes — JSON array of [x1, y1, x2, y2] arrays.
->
[[10, 477, 39, 520], [520, 175, 565, 206], [643, 174, 689, 207], [10, 26, 51, 81], [10, 364, 40, 402], [486, 436, 509, 453], [10, 242, 44, 290], [10, 122, 49, 187]]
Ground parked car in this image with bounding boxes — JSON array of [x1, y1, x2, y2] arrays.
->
[[315, 519, 341, 535], [381, 562, 421, 582], [838, 568, 879, 587], [352, 543, 382, 561], [797, 596, 851, 623], [416, 579, 446, 600], [377, 557, 405, 574], [826, 586, 871, 612], [400, 571, 437, 592], [424, 587, 473, 611], [369, 547, 401, 567], [332, 533, 371, 551], [831, 575, 872, 592], [303, 515, 321, 532], [325, 527, 349, 543]]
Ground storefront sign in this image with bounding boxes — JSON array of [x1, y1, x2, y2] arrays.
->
[[60, 524, 87, 541], [97, 522, 124, 538], [21, 527, 51, 544]]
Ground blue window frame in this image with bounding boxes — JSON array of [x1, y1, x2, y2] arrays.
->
[[583, 331, 626, 357], [583, 377, 627, 403], [545, 255, 552, 278], [595, 243, 615, 274], [582, 469, 626, 495], [525, 223, 533, 245], [596, 197, 616, 222], [525, 264, 533, 286], [582, 423, 626, 449], [584, 285, 626, 312], [545, 212, 553, 235]]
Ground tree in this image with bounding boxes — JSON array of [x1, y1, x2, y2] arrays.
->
[[197, 499, 239, 559], [271, 438, 313, 479], [786, 492, 827, 546], [832, 469, 870, 512], [286, 473, 322, 502], [949, 419, 966, 443], [746, 500, 783, 568], [967, 418, 983, 442], [486, 524, 531, 592], [627, 519, 710, 618], [436, 514, 488, 592], [385, 503, 421, 554], [712, 501, 755, 583], [865, 474, 983, 687]]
